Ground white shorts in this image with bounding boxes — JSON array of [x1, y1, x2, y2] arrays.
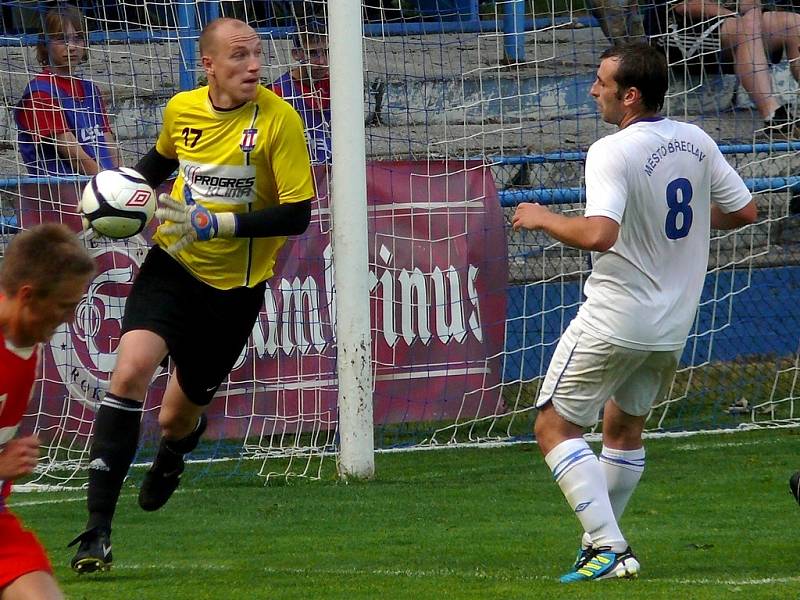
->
[[536, 322, 682, 428]]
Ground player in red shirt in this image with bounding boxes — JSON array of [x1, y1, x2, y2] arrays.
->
[[0, 224, 94, 600]]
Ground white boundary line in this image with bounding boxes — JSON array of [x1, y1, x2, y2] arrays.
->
[[8, 488, 201, 507], [8, 495, 86, 507], [377, 420, 800, 454], [92, 563, 800, 586], [11, 422, 800, 492]]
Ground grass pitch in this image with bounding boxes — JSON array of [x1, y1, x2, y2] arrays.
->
[[10, 428, 800, 599]]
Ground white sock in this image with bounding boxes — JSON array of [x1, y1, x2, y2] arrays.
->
[[580, 445, 645, 549], [601, 445, 645, 519], [545, 438, 627, 552]]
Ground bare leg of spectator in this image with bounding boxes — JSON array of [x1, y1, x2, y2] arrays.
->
[[720, 8, 780, 120], [761, 11, 800, 85]]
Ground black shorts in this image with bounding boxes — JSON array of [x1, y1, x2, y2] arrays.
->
[[122, 246, 266, 406]]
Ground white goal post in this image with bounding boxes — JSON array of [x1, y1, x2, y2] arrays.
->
[[329, 0, 374, 480]]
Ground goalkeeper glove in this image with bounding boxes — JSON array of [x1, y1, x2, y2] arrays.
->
[[155, 194, 236, 255]]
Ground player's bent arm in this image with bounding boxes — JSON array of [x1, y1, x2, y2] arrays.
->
[[514, 202, 619, 251], [135, 146, 179, 189], [53, 131, 102, 176], [0, 436, 39, 481], [3, 570, 64, 600], [105, 130, 121, 168], [546, 214, 619, 252], [155, 196, 312, 254], [233, 199, 312, 238], [711, 199, 757, 230], [159, 197, 312, 239]]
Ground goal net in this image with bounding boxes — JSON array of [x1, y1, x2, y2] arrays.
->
[[0, 0, 798, 488]]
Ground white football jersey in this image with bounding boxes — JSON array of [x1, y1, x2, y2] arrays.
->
[[575, 117, 751, 350]]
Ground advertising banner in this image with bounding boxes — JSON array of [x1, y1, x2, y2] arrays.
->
[[17, 161, 507, 441]]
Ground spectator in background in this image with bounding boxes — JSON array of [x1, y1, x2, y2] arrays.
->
[[270, 18, 331, 164], [645, 0, 800, 136], [15, 6, 119, 177]]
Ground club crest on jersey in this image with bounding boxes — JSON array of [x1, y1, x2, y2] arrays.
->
[[240, 128, 258, 152]]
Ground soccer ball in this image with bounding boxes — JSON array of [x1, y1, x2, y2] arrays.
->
[[80, 167, 156, 239]]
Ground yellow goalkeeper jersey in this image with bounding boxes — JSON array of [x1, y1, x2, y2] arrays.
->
[[153, 85, 314, 289]]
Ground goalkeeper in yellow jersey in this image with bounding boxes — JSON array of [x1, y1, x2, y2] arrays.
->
[[69, 17, 314, 574]]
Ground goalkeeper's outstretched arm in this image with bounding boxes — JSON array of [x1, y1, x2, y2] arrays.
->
[[155, 191, 312, 255], [135, 146, 312, 254]]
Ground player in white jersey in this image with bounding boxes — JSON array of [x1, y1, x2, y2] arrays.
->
[[512, 42, 757, 583]]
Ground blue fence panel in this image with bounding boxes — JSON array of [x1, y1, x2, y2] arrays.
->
[[503, 266, 800, 383]]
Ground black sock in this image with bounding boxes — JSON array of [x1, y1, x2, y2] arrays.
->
[[152, 413, 207, 474], [86, 393, 142, 531]]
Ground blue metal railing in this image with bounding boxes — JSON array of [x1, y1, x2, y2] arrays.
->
[[0, 175, 91, 188], [495, 141, 800, 166], [177, 2, 197, 90], [0, 11, 565, 44], [498, 177, 800, 206], [502, 0, 526, 63], [4, 141, 799, 209], [493, 141, 800, 206]]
